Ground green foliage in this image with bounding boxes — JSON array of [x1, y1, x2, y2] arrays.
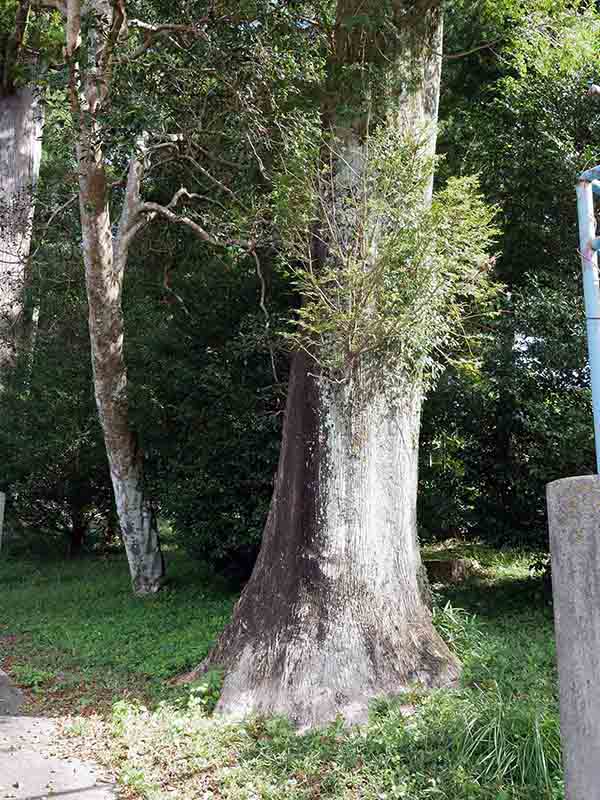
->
[[3, 0, 591, 592], [432, 602, 484, 663], [24, 548, 559, 800], [0, 0, 23, 91], [102, 695, 561, 798], [275, 128, 498, 384], [10, 664, 56, 690], [0, 556, 236, 712], [509, 4, 600, 78], [457, 687, 560, 793], [0, 311, 110, 554], [420, 1, 600, 545], [3, 0, 328, 573], [187, 669, 224, 715], [122, 243, 287, 576], [0, 1, 65, 93]]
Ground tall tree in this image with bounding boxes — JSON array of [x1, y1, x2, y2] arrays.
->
[[53, 0, 274, 593], [0, 0, 43, 372], [192, 0, 496, 728], [55, 0, 172, 593]]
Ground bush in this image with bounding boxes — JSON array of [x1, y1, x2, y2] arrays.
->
[[125, 250, 289, 578]]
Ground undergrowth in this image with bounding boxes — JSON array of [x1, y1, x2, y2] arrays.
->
[[0, 555, 236, 714], [1, 547, 562, 798]]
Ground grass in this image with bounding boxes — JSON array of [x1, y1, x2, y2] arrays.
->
[[0, 555, 236, 715], [0, 545, 563, 799]]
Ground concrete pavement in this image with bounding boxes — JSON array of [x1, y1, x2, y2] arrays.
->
[[0, 671, 115, 800]]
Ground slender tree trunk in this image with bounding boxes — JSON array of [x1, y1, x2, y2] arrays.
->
[[68, 512, 86, 558], [66, 0, 164, 594], [0, 86, 43, 371], [77, 151, 165, 594], [196, 1, 459, 729]]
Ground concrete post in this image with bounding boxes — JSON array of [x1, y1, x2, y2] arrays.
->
[[0, 492, 5, 554], [547, 474, 600, 800]]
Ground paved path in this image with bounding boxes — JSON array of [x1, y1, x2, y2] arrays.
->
[[0, 671, 115, 800]]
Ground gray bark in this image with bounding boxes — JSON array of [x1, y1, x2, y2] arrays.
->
[[201, 354, 459, 729], [0, 87, 42, 371], [196, 2, 459, 729], [76, 146, 164, 594], [67, 1, 164, 594]]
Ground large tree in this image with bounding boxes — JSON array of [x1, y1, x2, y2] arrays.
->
[[0, 0, 43, 372], [190, 0, 496, 729]]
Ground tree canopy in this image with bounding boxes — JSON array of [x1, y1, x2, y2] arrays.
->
[[1, 0, 599, 728]]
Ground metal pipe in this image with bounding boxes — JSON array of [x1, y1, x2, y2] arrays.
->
[[576, 177, 600, 472], [580, 166, 600, 182]]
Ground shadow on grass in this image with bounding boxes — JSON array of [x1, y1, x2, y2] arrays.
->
[[440, 574, 553, 619]]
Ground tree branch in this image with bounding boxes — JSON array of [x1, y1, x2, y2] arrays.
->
[[442, 38, 504, 61], [128, 18, 210, 36], [246, 134, 270, 182], [29, 194, 79, 261], [252, 249, 278, 382], [177, 154, 248, 209], [140, 189, 253, 251], [127, 17, 210, 58], [140, 202, 248, 249], [114, 138, 149, 269], [98, 0, 127, 87]]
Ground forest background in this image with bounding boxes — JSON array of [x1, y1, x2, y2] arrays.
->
[[2, 2, 600, 798], [1, 0, 596, 570]]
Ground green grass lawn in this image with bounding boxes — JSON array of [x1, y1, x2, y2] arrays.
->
[[0, 546, 562, 800], [0, 555, 236, 714]]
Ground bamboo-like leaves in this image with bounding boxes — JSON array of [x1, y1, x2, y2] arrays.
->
[[273, 125, 499, 386]]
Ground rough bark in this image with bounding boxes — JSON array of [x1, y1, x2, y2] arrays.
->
[[196, 1, 460, 729], [66, 1, 164, 594], [201, 353, 459, 728], [0, 87, 43, 371]]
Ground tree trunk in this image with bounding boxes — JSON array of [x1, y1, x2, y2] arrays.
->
[[201, 353, 458, 728], [77, 156, 165, 594], [195, 0, 459, 729], [68, 514, 86, 558], [0, 87, 43, 371], [67, 0, 164, 595]]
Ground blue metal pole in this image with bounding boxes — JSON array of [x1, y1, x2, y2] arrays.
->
[[576, 176, 600, 473], [580, 166, 600, 182]]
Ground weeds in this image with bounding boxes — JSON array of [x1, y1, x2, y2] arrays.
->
[[0, 556, 236, 713], [1, 547, 563, 799], [456, 686, 561, 794]]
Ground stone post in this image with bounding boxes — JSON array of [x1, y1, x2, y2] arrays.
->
[[547, 474, 600, 800], [0, 492, 5, 554]]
